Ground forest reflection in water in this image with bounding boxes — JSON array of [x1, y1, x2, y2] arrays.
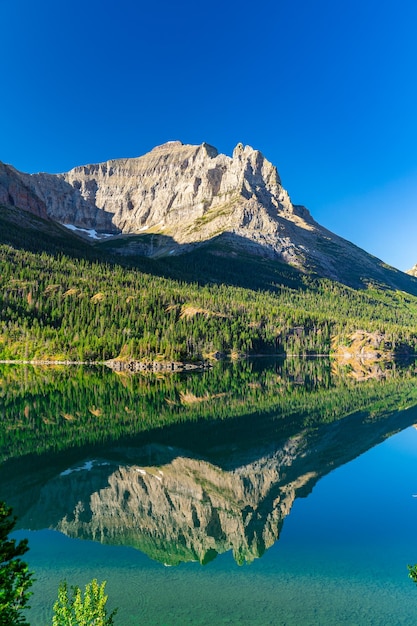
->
[[2, 356, 417, 569], [5, 358, 417, 623]]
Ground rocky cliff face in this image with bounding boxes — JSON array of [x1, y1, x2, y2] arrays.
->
[[6, 144, 324, 267], [0, 162, 48, 219], [7, 140, 414, 288], [16, 169, 117, 232], [19, 141, 312, 265]]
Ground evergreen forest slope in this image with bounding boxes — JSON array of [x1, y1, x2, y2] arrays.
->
[[2, 138, 417, 363], [1, 201, 417, 363]]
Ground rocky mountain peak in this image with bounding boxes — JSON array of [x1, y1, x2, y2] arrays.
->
[[150, 140, 184, 151], [16, 140, 306, 258], [3, 140, 415, 290]]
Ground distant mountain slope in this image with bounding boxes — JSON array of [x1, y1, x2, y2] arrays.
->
[[0, 161, 48, 219], [3, 141, 417, 293], [0, 203, 98, 257], [0, 159, 98, 256]]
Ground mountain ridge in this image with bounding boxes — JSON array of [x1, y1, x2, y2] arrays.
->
[[1, 140, 417, 293]]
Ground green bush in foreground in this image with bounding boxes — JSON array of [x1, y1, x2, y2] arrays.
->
[[0, 500, 117, 624], [0, 501, 33, 626], [52, 579, 117, 626]]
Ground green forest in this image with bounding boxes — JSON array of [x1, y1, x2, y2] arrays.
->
[[1, 359, 417, 465], [2, 240, 417, 364], [2, 200, 417, 364]]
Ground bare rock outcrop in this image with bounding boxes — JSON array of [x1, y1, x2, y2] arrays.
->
[[332, 330, 394, 362], [16, 141, 321, 267], [0, 162, 48, 219], [16, 169, 117, 233]]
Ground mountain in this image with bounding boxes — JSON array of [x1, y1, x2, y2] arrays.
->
[[4, 140, 415, 292], [3, 142, 417, 364], [0, 161, 103, 257], [0, 161, 48, 219]]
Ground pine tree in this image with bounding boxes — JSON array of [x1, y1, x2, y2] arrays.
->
[[0, 502, 33, 626]]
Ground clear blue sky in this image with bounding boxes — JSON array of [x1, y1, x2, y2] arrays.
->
[[2, 0, 417, 271]]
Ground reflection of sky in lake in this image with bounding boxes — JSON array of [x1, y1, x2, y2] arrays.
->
[[284, 426, 417, 548], [14, 427, 417, 625]]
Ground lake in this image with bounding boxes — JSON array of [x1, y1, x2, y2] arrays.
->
[[3, 359, 417, 624]]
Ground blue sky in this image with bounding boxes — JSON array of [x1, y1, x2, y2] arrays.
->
[[1, 0, 417, 270]]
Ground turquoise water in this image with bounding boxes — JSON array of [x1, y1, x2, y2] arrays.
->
[[14, 426, 417, 625], [5, 360, 417, 624]]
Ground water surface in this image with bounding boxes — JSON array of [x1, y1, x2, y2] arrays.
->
[[3, 360, 417, 624]]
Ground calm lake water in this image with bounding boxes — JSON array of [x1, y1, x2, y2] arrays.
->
[[3, 360, 417, 624]]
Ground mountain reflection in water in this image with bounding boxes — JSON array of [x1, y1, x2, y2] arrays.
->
[[2, 358, 417, 566]]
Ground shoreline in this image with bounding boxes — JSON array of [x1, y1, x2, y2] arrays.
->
[[0, 358, 213, 371], [0, 352, 415, 370]]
